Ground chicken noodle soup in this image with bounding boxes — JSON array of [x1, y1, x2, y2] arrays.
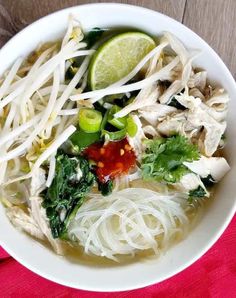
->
[[0, 16, 230, 261]]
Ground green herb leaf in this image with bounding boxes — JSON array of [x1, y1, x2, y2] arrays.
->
[[85, 27, 105, 48], [102, 128, 127, 141], [97, 179, 113, 196], [201, 174, 215, 187], [189, 185, 206, 198], [168, 88, 186, 110], [107, 105, 127, 129], [168, 97, 186, 110], [70, 130, 100, 152], [42, 153, 95, 238], [141, 135, 200, 183]]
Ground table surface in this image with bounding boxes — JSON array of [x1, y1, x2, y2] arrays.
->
[[0, 0, 236, 78], [0, 0, 235, 297]]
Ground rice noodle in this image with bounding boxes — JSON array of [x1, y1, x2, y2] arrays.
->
[[68, 188, 189, 261]]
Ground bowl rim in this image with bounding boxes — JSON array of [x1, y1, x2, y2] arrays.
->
[[0, 2, 236, 292]]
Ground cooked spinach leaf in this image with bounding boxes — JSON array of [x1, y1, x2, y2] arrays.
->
[[85, 27, 105, 48], [70, 130, 100, 152], [42, 153, 95, 238], [168, 88, 186, 110], [189, 185, 206, 198], [201, 174, 215, 187], [97, 179, 113, 196], [168, 97, 186, 110]]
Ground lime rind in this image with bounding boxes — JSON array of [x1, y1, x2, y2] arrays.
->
[[88, 32, 156, 90]]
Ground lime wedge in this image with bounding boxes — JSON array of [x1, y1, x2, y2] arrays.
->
[[88, 32, 156, 90]]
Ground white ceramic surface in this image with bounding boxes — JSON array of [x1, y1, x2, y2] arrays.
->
[[0, 3, 235, 292]]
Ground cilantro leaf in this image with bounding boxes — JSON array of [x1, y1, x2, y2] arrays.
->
[[141, 135, 200, 183]]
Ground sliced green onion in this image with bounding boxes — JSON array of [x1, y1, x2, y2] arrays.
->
[[102, 128, 126, 141], [78, 108, 102, 133], [100, 109, 109, 130], [108, 105, 127, 129], [126, 116, 138, 137], [126, 96, 135, 106], [70, 130, 100, 150]]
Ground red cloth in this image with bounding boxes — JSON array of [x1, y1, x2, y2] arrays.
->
[[1, 216, 236, 298]]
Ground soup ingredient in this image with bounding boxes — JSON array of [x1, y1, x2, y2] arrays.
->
[[0, 15, 230, 261], [141, 135, 199, 183], [85, 27, 105, 48], [103, 106, 138, 141], [126, 116, 138, 137], [70, 130, 100, 151], [168, 97, 186, 110], [42, 153, 95, 238], [88, 32, 156, 90], [101, 128, 127, 141], [73, 56, 179, 102], [83, 138, 136, 183], [201, 175, 215, 186], [78, 108, 102, 133], [6, 206, 45, 240], [183, 155, 230, 182], [68, 188, 189, 261], [189, 186, 206, 198], [97, 179, 113, 196], [108, 105, 127, 129], [176, 173, 208, 198], [157, 87, 228, 157]]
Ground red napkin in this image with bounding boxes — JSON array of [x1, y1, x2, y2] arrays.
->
[[1, 215, 236, 298]]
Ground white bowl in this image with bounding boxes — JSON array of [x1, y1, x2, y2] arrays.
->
[[0, 3, 235, 292]]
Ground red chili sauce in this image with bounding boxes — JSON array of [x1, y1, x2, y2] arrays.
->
[[83, 138, 136, 183]]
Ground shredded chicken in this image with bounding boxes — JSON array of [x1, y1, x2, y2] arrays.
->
[[31, 168, 46, 196], [30, 196, 65, 255], [6, 206, 45, 240], [139, 103, 176, 126], [127, 115, 146, 160], [184, 156, 230, 182], [157, 86, 227, 156], [175, 173, 209, 197], [188, 70, 207, 92]]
